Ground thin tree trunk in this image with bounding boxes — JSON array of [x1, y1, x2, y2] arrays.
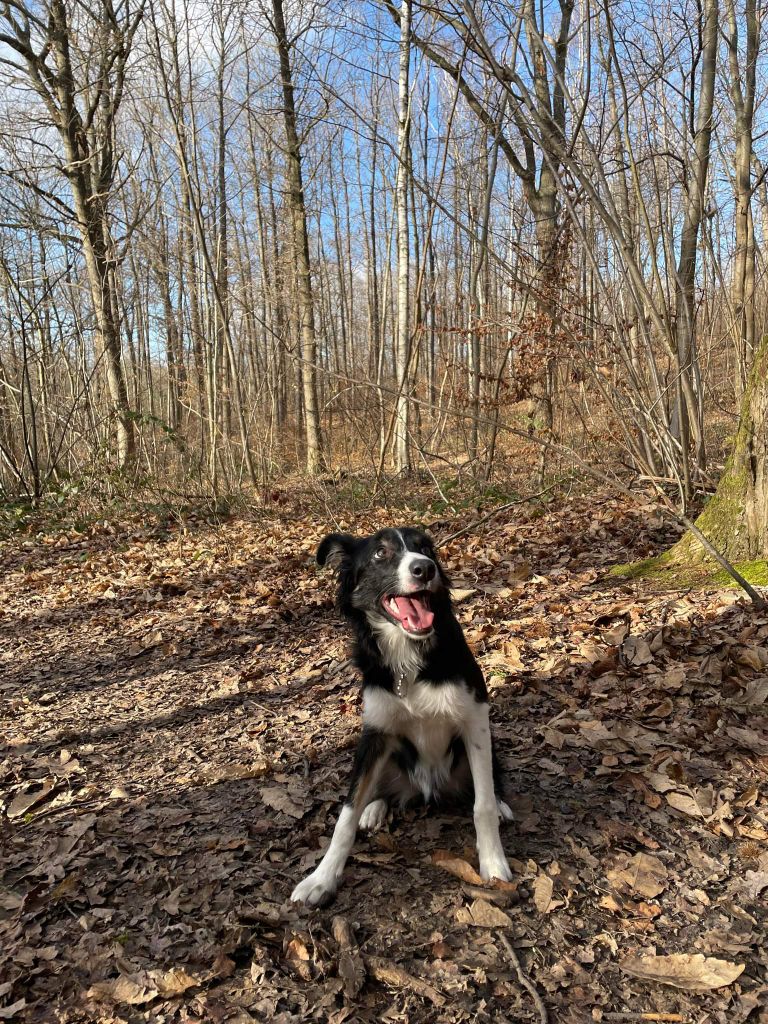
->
[[271, 0, 323, 474], [670, 0, 718, 480], [726, 0, 758, 398], [394, 0, 412, 474]]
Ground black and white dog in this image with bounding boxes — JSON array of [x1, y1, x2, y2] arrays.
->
[[291, 527, 513, 907]]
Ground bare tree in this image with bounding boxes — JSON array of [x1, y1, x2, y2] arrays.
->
[[269, 0, 323, 474], [670, 0, 719, 475], [0, 0, 144, 468], [725, 0, 759, 397], [0, 0, 766, 540], [394, 0, 412, 474]]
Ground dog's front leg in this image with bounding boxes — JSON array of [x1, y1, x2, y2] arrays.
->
[[291, 728, 391, 906], [463, 702, 513, 883]]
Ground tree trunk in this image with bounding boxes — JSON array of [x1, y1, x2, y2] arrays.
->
[[726, 0, 758, 399], [271, 0, 323, 474], [77, 205, 136, 468], [669, 0, 718, 476], [394, 0, 412, 474], [21, 0, 140, 470], [672, 335, 768, 563]]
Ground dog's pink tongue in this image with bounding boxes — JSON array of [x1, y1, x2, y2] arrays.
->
[[392, 595, 434, 632]]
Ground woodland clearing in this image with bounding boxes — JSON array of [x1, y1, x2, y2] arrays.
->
[[1, 483, 767, 1023]]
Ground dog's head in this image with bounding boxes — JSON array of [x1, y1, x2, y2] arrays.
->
[[317, 527, 450, 640]]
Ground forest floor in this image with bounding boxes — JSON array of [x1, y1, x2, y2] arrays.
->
[[2, 481, 768, 1024]]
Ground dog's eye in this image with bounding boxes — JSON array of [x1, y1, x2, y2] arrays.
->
[[374, 547, 387, 560]]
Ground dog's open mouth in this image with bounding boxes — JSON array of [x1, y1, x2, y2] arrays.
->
[[381, 592, 434, 635]]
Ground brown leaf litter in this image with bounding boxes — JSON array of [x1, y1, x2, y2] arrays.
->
[[1, 491, 767, 1022]]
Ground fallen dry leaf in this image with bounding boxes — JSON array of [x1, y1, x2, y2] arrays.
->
[[0, 1000, 26, 1020], [7, 779, 56, 819], [607, 852, 668, 900], [533, 873, 554, 913], [484, 642, 524, 673], [621, 953, 745, 992], [259, 785, 305, 818], [455, 898, 512, 928], [87, 975, 159, 1006], [743, 871, 768, 899], [726, 726, 768, 754], [431, 850, 484, 885], [603, 621, 629, 645], [151, 967, 201, 998], [87, 966, 200, 1006], [622, 636, 654, 666], [332, 916, 365, 998], [666, 791, 706, 818], [285, 934, 313, 981]]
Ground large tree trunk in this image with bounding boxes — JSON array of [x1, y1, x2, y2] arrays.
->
[[673, 336, 768, 563]]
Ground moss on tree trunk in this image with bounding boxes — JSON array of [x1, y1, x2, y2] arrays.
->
[[673, 334, 768, 563], [612, 337, 768, 589]]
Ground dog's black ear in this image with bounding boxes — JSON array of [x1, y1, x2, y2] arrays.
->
[[317, 533, 357, 568]]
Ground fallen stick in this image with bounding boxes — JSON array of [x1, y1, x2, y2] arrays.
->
[[366, 956, 445, 1007], [497, 933, 548, 1024], [603, 1014, 686, 1022]]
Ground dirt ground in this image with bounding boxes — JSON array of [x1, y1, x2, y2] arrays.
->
[[2, 488, 767, 1023]]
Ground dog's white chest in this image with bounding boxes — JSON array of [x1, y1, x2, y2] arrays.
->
[[400, 680, 474, 721], [363, 682, 474, 800]]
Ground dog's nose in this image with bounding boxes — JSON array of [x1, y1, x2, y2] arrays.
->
[[410, 558, 436, 583]]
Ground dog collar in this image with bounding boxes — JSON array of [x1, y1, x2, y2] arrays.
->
[[394, 672, 409, 700]]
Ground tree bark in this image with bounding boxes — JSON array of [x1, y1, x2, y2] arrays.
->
[[271, 0, 323, 474], [394, 0, 412, 474], [670, 0, 718, 475], [726, 0, 758, 399], [73, 189, 136, 469], [672, 335, 768, 563]]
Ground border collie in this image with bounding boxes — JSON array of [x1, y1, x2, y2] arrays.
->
[[291, 527, 513, 907]]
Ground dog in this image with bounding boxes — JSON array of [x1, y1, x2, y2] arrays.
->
[[291, 527, 513, 907]]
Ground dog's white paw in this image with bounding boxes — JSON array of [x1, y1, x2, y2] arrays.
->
[[291, 870, 337, 907], [359, 798, 388, 831], [497, 799, 514, 822], [478, 850, 514, 883]]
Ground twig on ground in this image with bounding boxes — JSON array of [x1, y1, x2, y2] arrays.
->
[[497, 932, 548, 1024], [603, 1014, 686, 1022], [739, 804, 768, 829], [438, 481, 561, 546], [366, 956, 445, 1006]]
